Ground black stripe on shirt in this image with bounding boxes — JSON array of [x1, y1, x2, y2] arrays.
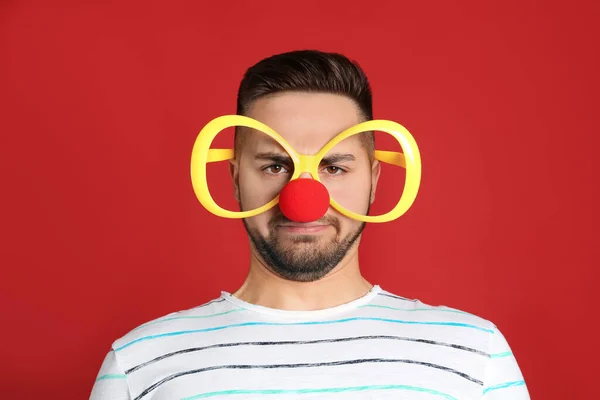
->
[[133, 357, 483, 400], [377, 292, 418, 302], [126, 334, 489, 374]]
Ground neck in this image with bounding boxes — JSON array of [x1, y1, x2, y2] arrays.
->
[[231, 242, 373, 311]]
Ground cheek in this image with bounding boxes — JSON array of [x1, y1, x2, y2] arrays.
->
[[244, 211, 272, 235], [325, 173, 372, 214], [239, 169, 288, 209], [328, 205, 364, 238]]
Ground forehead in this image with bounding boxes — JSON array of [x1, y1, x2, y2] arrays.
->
[[243, 92, 364, 155]]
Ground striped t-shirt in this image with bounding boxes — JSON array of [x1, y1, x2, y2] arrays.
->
[[89, 285, 530, 399]]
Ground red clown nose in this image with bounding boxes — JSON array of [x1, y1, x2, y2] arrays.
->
[[278, 178, 330, 222]]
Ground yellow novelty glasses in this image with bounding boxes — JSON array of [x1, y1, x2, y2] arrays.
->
[[190, 115, 422, 223]]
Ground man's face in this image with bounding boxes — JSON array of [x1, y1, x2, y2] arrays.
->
[[231, 92, 380, 282]]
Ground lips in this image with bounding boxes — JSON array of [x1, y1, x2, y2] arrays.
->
[[278, 223, 329, 233]]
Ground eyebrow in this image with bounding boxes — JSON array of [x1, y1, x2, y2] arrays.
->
[[254, 152, 356, 165], [321, 153, 356, 164], [254, 152, 293, 164]]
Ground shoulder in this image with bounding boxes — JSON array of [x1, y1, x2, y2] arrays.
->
[[373, 287, 498, 334], [374, 288, 530, 395], [109, 294, 235, 354]]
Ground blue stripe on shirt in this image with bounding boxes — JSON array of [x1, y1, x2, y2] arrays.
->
[[115, 316, 494, 352], [483, 380, 526, 394], [96, 374, 126, 382], [181, 384, 458, 400]]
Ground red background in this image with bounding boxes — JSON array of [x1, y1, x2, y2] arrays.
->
[[1, 1, 598, 399]]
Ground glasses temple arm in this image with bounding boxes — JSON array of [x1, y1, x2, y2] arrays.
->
[[207, 148, 235, 163], [374, 150, 406, 168]]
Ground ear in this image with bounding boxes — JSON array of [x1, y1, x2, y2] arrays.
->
[[370, 159, 381, 204], [229, 158, 240, 202]]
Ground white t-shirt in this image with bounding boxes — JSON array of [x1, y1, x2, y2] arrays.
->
[[89, 285, 530, 399]]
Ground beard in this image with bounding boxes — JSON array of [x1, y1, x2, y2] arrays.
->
[[241, 209, 367, 283]]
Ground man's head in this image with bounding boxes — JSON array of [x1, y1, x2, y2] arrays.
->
[[230, 50, 380, 282], [235, 50, 375, 158]]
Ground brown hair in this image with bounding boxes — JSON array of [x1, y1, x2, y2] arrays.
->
[[234, 50, 375, 158]]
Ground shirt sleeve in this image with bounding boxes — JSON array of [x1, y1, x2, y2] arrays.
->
[[89, 350, 131, 400], [482, 326, 531, 399]]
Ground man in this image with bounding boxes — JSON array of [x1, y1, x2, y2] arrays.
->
[[90, 50, 530, 399]]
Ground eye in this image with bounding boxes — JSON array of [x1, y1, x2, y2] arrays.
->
[[323, 166, 345, 175], [264, 164, 289, 175]]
